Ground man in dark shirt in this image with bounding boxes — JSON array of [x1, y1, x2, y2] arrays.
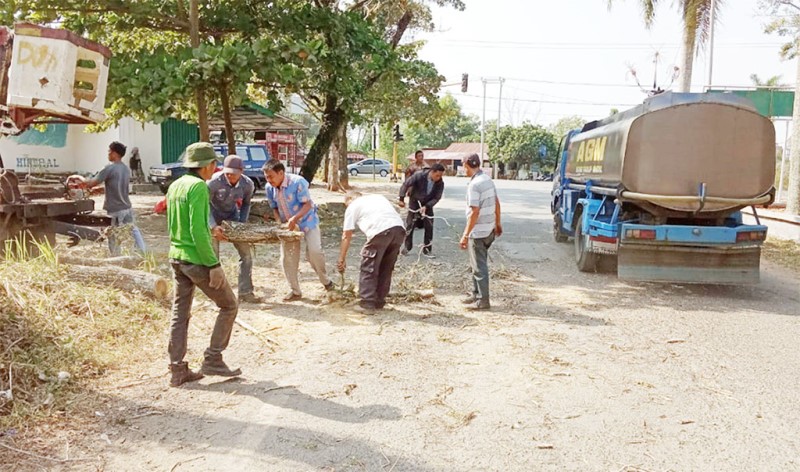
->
[[208, 155, 261, 304], [398, 163, 445, 258], [85, 141, 147, 255], [129, 147, 144, 184]]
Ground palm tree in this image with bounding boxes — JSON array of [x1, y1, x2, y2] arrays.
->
[[609, 0, 723, 92]]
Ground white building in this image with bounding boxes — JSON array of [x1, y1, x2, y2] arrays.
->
[[0, 118, 162, 176]]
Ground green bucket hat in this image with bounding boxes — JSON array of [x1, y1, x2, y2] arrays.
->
[[182, 142, 218, 168]]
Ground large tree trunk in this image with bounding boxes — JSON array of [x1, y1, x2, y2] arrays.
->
[[220, 82, 236, 154], [63, 265, 169, 300], [327, 121, 349, 192], [189, 0, 209, 140], [338, 123, 349, 189], [300, 8, 414, 183], [300, 96, 345, 183], [322, 150, 330, 183], [677, 11, 696, 93], [787, 55, 800, 215], [57, 254, 141, 270]]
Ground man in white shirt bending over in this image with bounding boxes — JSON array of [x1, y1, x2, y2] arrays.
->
[[336, 192, 405, 315]]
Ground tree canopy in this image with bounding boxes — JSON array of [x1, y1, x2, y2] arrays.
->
[[488, 123, 559, 170]]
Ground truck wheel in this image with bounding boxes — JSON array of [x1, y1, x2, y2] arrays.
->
[[553, 213, 568, 243], [159, 183, 170, 194], [574, 222, 597, 272]]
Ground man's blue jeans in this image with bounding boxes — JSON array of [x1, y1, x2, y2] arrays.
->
[[213, 239, 255, 296], [468, 232, 495, 302], [107, 208, 147, 256]]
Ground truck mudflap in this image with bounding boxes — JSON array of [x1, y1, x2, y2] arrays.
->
[[617, 243, 761, 284]]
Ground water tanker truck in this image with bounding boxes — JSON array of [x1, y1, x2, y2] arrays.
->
[[551, 92, 775, 284]]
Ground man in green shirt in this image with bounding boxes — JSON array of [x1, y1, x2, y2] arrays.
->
[[167, 142, 241, 387]]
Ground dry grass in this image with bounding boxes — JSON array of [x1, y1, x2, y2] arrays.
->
[[762, 238, 800, 274], [0, 240, 166, 431]]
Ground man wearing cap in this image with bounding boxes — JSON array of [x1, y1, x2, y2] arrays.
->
[[459, 154, 503, 311], [208, 155, 261, 304], [85, 141, 147, 255], [166, 142, 241, 387], [263, 159, 335, 301]]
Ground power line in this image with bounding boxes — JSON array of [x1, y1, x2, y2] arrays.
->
[[502, 77, 653, 88], [427, 39, 785, 51], [459, 92, 638, 107]]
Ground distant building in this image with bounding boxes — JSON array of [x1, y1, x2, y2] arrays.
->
[[347, 152, 369, 165], [403, 143, 489, 173]]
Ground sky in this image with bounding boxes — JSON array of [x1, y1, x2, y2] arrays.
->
[[412, 0, 796, 128]]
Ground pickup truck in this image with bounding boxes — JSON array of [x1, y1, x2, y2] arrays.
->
[[149, 143, 271, 193]]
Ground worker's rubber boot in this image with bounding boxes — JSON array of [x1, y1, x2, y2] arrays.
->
[[169, 362, 204, 387], [201, 356, 242, 377]]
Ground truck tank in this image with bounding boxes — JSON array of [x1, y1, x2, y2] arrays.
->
[[564, 93, 775, 215]]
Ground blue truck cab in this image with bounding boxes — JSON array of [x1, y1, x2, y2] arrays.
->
[[551, 93, 775, 284]]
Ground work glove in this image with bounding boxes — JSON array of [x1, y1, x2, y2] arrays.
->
[[209, 266, 226, 290]]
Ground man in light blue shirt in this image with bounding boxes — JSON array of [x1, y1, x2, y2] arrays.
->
[[208, 155, 260, 303], [264, 159, 334, 301]]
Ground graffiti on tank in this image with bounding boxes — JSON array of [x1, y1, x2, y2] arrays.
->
[[17, 40, 58, 72]]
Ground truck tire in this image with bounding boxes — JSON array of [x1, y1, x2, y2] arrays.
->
[[553, 213, 568, 243], [574, 221, 597, 272], [158, 182, 170, 194]]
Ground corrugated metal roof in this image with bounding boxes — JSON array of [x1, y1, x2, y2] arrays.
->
[[208, 103, 307, 131]]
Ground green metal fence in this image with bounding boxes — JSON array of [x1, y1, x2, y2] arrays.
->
[[160, 118, 199, 164]]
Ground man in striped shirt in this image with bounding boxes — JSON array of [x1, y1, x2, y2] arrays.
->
[[459, 154, 503, 311]]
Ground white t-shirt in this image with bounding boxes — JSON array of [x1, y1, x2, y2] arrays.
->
[[343, 194, 404, 240]]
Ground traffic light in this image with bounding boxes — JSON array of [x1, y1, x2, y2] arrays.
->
[[461, 73, 469, 93], [393, 124, 404, 142]]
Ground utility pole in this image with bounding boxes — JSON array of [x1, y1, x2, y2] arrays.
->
[[480, 79, 487, 164], [479, 77, 504, 175], [706, 0, 716, 89], [189, 0, 209, 141]]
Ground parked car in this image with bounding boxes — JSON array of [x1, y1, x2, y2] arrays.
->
[[149, 143, 271, 193], [347, 158, 392, 177]]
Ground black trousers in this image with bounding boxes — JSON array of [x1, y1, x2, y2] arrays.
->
[[404, 204, 434, 253], [359, 226, 405, 308]]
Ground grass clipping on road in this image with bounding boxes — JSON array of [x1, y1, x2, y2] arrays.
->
[[0, 242, 166, 431], [763, 238, 800, 273]]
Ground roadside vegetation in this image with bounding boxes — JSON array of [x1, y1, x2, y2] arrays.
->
[[0, 241, 165, 432]]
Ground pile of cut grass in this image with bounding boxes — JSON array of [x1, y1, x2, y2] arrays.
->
[[0, 241, 166, 431]]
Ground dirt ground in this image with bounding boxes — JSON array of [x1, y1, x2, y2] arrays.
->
[[7, 178, 800, 471]]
